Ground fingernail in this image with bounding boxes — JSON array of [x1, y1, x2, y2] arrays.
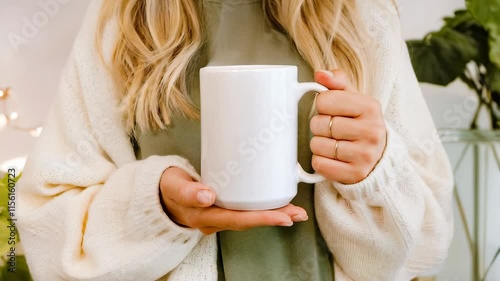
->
[[197, 190, 213, 205], [279, 220, 294, 227], [292, 215, 309, 222], [318, 70, 334, 77]]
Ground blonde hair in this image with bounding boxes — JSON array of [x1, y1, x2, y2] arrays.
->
[[97, 0, 374, 134]]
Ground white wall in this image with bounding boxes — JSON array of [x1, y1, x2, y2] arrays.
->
[[1, 0, 499, 280], [0, 0, 90, 162]]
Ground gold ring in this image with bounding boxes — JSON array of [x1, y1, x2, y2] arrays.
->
[[333, 140, 340, 161], [328, 116, 334, 139]]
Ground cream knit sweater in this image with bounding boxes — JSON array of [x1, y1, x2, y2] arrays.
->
[[17, 0, 454, 280]]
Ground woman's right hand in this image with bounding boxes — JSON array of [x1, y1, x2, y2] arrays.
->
[[160, 167, 308, 235]]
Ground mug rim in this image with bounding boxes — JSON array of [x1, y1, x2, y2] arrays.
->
[[200, 64, 296, 72]]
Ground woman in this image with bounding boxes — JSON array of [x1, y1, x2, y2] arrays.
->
[[17, 0, 454, 280]]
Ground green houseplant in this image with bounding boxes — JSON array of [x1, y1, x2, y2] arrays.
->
[[406, 0, 500, 129], [407, 2, 500, 280], [0, 173, 32, 281]]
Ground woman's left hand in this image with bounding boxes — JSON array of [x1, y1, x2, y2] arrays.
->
[[310, 70, 387, 185]]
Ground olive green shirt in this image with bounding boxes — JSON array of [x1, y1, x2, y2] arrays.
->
[[134, 0, 333, 280]]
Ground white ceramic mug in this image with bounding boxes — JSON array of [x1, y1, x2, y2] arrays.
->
[[200, 65, 327, 210]]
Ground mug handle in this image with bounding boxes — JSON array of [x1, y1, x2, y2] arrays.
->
[[294, 82, 329, 184]]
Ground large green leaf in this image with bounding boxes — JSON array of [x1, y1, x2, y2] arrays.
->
[[493, 91, 500, 106], [0, 217, 11, 256], [407, 27, 478, 85], [0, 174, 7, 208], [466, 0, 500, 67], [0, 175, 10, 256], [0, 174, 31, 281], [492, 66, 500, 96], [0, 174, 20, 256], [0, 256, 33, 281], [444, 9, 490, 65]]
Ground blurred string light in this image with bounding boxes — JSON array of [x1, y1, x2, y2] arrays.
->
[[0, 86, 43, 137]]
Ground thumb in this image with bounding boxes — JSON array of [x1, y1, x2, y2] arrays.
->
[[175, 181, 216, 208], [314, 69, 358, 93], [161, 167, 216, 207]]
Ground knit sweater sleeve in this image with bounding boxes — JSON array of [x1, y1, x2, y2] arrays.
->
[[16, 1, 205, 280], [314, 4, 454, 281]]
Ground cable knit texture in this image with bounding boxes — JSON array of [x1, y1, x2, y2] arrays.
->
[[17, 0, 453, 280]]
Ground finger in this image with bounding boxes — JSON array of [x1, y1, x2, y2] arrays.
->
[[311, 155, 365, 184], [168, 180, 216, 208], [199, 227, 222, 235], [316, 91, 383, 119], [196, 206, 303, 230], [274, 204, 308, 221], [310, 115, 366, 140], [314, 69, 358, 93], [195, 204, 307, 232], [316, 90, 365, 117], [310, 137, 359, 163]]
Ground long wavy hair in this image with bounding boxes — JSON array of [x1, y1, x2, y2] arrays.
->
[[97, 0, 375, 134]]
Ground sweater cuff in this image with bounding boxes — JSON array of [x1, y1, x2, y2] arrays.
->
[[127, 155, 203, 241], [332, 124, 408, 201]]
